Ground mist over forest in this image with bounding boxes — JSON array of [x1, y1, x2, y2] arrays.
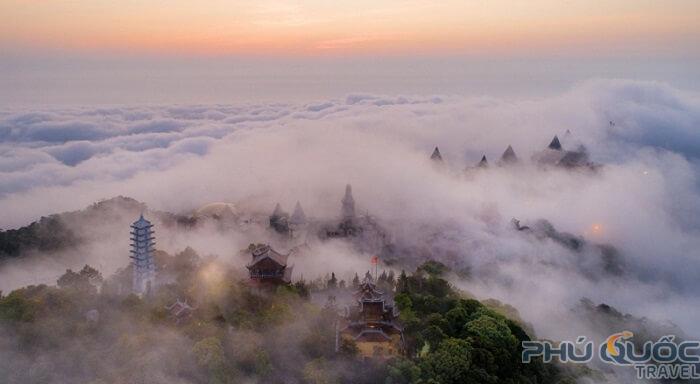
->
[[1, 79, 699, 383]]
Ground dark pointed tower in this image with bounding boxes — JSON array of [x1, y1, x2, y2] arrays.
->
[[271, 203, 286, 218], [500, 145, 518, 165], [430, 146, 443, 162], [130, 214, 156, 296], [548, 135, 562, 150], [341, 184, 356, 220], [269, 203, 290, 234], [477, 155, 489, 168], [290, 201, 307, 226]]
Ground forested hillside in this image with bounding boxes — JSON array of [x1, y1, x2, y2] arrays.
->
[[0, 251, 589, 384]]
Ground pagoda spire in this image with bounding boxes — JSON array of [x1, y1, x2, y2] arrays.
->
[[272, 203, 286, 218], [341, 184, 356, 220], [477, 155, 489, 168], [130, 214, 156, 296], [269, 203, 290, 234], [290, 201, 307, 225], [430, 146, 443, 162], [499, 145, 518, 165], [548, 135, 562, 150]]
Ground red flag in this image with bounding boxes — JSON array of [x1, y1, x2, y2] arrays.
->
[[371, 255, 379, 265]]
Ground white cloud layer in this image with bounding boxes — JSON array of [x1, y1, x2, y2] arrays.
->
[[1, 79, 700, 342]]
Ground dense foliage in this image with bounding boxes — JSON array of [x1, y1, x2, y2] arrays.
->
[[0, 216, 76, 257], [385, 261, 583, 384], [0, 252, 585, 384]]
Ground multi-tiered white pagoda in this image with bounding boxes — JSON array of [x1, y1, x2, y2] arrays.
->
[[130, 214, 156, 296]]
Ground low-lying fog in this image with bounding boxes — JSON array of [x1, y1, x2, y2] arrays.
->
[[1, 78, 699, 344]]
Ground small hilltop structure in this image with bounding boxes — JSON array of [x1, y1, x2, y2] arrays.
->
[[531, 135, 565, 165], [130, 214, 156, 296], [531, 135, 597, 169]]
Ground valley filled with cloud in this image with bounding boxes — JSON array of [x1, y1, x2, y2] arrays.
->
[[1, 78, 700, 371]]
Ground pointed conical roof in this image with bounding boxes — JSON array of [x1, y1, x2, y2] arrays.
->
[[430, 146, 443, 161], [548, 135, 562, 150], [500, 145, 518, 164], [477, 155, 488, 168], [271, 203, 286, 217], [290, 201, 307, 225], [131, 214, 152, 229]]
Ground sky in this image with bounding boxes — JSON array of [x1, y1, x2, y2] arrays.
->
[[1, 0, 699, 105], [2, 0, 699, 55]]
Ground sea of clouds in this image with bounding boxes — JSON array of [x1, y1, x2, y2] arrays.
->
[[1, 79, 699, 345]]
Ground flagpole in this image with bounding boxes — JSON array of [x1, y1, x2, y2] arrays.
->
[[370, 255, 379, 282]]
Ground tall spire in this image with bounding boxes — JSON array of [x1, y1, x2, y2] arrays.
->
[[548, 135, 562, 150], [290, 201, 307, 225], [430, 146, 443, 162], [269, 203, 290, 234], [500, 145, 518, 165], [130, 215, 156, 296], [341, 184, 355, 219], [271, 203, 285, 218], [477, 155, 489, 168]]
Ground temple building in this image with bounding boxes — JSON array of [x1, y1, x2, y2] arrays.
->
[[130, 214, 156, 296], [166, 298, 196, 325], [337, 279, 403, 359], [246, 244, 293, 287]]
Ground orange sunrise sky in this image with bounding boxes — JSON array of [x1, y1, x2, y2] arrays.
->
[[1, 0, 699, 56], [1, 0, 699, 105]]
